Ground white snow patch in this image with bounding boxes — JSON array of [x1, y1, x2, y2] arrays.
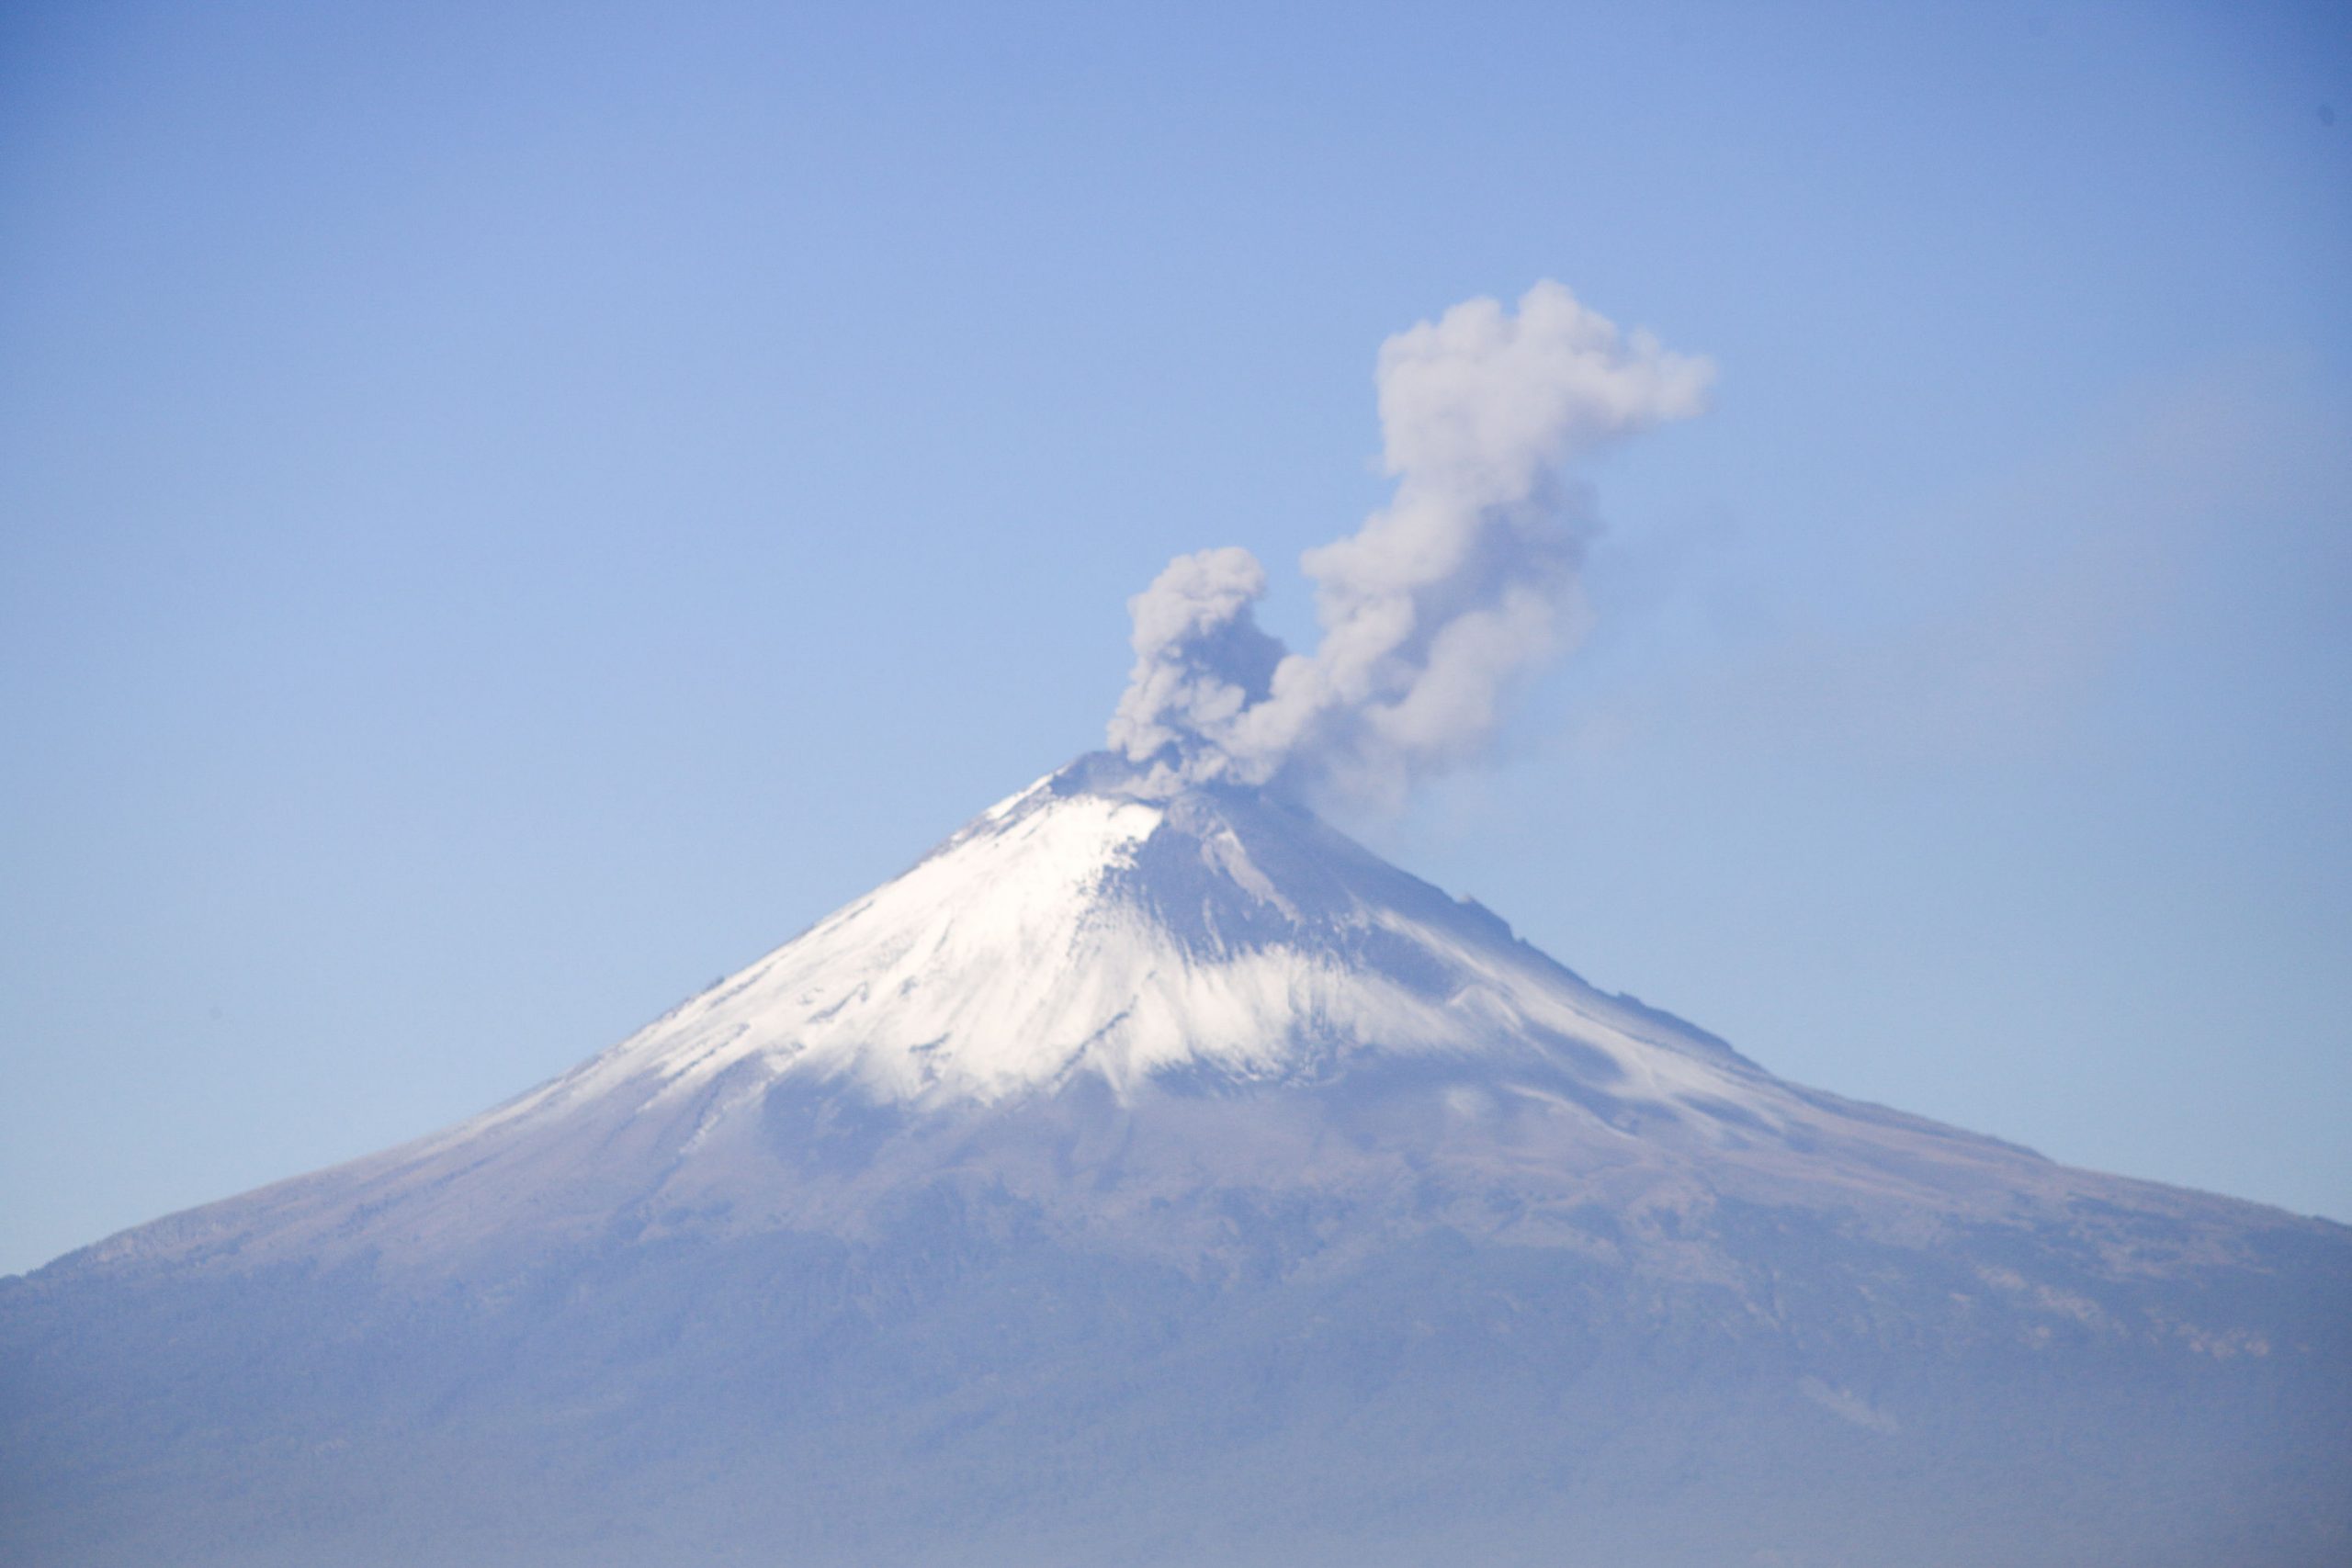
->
[[463, 765, 1787, 1148]]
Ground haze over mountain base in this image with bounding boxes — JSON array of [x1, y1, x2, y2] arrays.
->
[[6, 758, 2346, 1565]]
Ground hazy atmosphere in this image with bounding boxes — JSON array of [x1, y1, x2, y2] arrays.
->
[[5, 0, 2348, 1280]]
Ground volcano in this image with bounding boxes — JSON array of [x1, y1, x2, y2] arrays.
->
[[6, 755, 2347, 1567]]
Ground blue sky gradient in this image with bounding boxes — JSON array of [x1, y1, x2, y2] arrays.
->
[[3, 1, 2347, 1274]]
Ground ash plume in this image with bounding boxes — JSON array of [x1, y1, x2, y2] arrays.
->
[[1110, 281, 1713, 805]]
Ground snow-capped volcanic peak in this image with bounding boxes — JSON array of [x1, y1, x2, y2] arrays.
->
[[503, 754, 1763, 1126]]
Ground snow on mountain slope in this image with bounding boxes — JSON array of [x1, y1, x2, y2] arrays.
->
[[20, 757, 2346, 1568], [506, 751, 1761, 1121], [76, 751, 2276, 1285]]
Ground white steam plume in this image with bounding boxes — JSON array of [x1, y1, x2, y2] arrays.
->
[[1109, 280, 1713, 804]]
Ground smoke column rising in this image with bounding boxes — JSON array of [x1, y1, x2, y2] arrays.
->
[[1110, 281, 1714, 805]]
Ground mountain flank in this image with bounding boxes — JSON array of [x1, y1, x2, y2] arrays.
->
[[6, 756, 2347, 1567]]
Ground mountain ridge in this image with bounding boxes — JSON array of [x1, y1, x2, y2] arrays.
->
[[6, 751, 2347, 1567], [28, 754, 2314, 1292]]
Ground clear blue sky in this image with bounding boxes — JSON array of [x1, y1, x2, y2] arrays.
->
[[3, 1, 2347, 1276]]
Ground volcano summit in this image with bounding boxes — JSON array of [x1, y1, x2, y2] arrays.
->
[[4, 754, 2346, 1567]]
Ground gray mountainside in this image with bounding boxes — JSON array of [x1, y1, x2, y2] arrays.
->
[[6, 756, 2348, 1567]]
